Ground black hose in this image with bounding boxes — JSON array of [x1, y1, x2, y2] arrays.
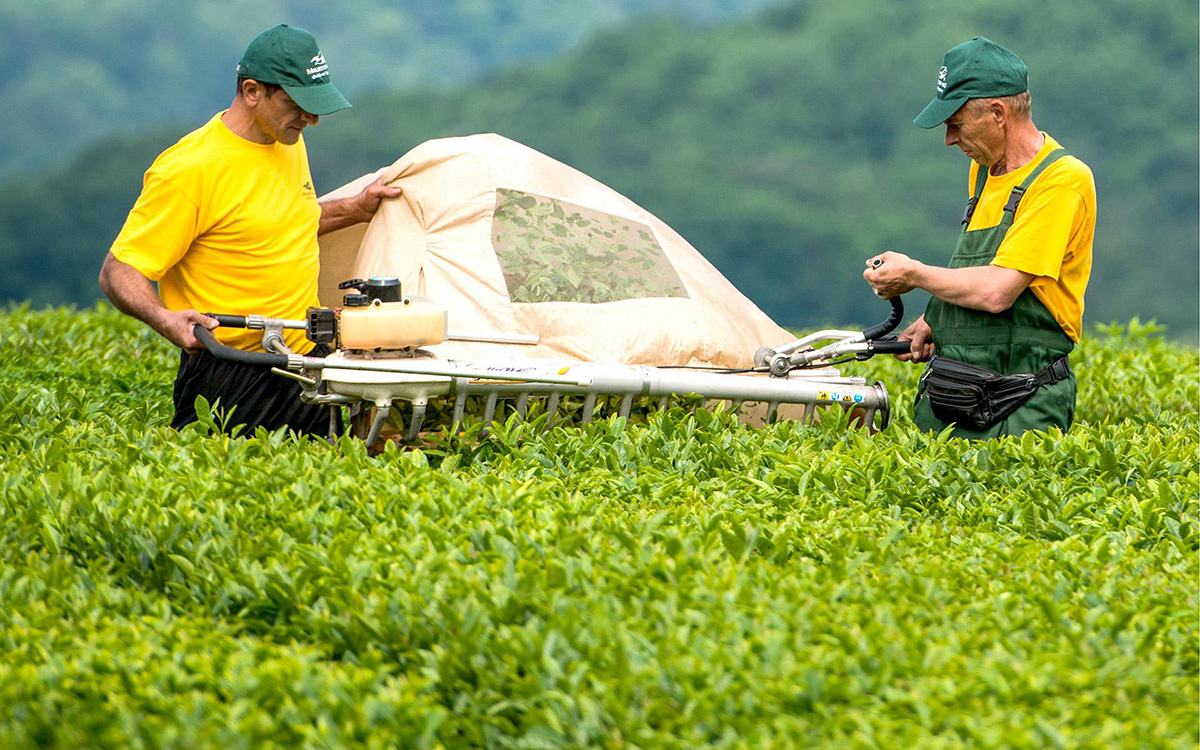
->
[[861, 296, 905, 341], [192, 324, 290, 368]]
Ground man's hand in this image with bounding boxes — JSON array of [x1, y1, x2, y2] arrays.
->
[[863, 251, 925, 299], [895, 314, 935, 363], [351, 173, 404, 223], [159, 309, 219, 353], [318, 174, 404, 235]]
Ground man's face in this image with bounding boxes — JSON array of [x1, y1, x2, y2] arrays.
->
[[250, 84, 319, 145], [943, 103, 1001, 167]]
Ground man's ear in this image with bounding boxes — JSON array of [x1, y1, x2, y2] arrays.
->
[[989, 98, 1007, 125], [240, 79, 262, 106]]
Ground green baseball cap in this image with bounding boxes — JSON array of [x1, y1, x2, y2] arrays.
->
[[914, 37, 1028, 129], [237, 24, 351, 116]]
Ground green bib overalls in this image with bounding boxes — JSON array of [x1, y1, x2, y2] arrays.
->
[[915, 148, 1076, 439]]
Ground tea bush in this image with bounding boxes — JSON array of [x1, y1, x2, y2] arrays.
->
[[0, 305, 1195, 748]]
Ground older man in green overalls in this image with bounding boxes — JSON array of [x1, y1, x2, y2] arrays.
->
[[864, 37, 1096, 439]]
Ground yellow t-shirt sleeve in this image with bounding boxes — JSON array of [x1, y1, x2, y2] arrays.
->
[[109, 171, 201, 281], [990, 180, 1088, 287]]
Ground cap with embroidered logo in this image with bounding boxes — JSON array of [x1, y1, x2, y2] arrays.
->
[[237, 24, 351, 116], [914, 37, 1028, 129]]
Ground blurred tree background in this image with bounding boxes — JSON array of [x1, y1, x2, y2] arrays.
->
[[1, 0, 1196, 339], [0, 0, 776, 178]]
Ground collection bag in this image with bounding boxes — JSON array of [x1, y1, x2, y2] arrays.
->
[[920, 354, 1070, 431]]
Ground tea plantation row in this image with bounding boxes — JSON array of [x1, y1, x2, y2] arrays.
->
[[0, 306, 1195, 748]]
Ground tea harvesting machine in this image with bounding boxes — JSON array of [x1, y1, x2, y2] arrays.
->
[[193, 277, 913, 447]]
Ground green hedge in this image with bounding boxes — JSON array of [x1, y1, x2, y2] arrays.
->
[[0, 306, 1195, 748]]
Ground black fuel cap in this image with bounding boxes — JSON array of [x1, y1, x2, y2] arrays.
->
[[365, 277, 401, 303], [342, 293, 370, 307]]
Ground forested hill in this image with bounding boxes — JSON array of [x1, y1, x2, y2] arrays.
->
[[0, 0, 780, 178], [2, 0, 1197, 339]]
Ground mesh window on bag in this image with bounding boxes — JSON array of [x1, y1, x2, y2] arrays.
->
[[492, 188, 688, 304]]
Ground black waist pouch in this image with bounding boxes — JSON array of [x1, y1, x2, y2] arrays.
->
[[920, 354, 1070, 431]]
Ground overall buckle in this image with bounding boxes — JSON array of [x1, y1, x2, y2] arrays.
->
[[1003, 185, 1028, 214]]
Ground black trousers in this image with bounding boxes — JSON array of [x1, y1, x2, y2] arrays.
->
[[170, 345, 340, 438]]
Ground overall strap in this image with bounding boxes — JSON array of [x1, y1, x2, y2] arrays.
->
[[960, 164, 990, 227], [1002, 148, 1069, 221]]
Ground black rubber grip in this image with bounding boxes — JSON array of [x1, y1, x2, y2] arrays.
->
[[192, 325, 289, 368], [862, 296, 904, 341], [870, 339, 916, 355], [205, 313, 248, 328]]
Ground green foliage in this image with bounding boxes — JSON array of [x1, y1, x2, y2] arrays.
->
[[0, 305, 1196, 747]]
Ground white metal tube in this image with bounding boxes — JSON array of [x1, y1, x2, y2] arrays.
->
[[299, 356, 592, 387], [451, 363, 888, 410], [446, 330, 540, 345]]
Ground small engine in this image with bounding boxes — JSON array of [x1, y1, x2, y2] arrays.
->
[[306, 277, 448, 352]]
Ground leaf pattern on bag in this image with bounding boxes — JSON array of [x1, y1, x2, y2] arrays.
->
[[492, 188, 688, 303]]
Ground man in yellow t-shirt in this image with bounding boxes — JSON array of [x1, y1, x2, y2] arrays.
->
[[99, 25, 401, 437], [863, 37, 1096, 438]]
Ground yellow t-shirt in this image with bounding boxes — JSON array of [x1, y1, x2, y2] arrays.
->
[[965, 133, 1096, 342], [110, 112, 321, 353]]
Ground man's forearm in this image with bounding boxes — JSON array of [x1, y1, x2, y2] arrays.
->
[[910, 264, 1033, 314], [865, 251, 1033, 313], [317, 197, 370, 236], [317, 174, 404, 235], [99, 253, 170, 332], [99, 253, 212, 350]]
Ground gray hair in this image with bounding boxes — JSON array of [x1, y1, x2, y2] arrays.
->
[[966, 91, 1032, 121]]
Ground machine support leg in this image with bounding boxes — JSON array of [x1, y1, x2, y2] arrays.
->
[[406, 402, 427, 442], [365, 400, 392, 449]]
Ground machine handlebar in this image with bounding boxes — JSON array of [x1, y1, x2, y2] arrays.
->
[[868, 337, 916, 355], [205, 313, 248, 328], [861, 296, 904, 342]]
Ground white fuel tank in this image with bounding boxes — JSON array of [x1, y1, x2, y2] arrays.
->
[[339, 299, 448, 350]]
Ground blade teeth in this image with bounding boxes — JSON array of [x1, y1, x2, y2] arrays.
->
[[345, 377, 863, 438]]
